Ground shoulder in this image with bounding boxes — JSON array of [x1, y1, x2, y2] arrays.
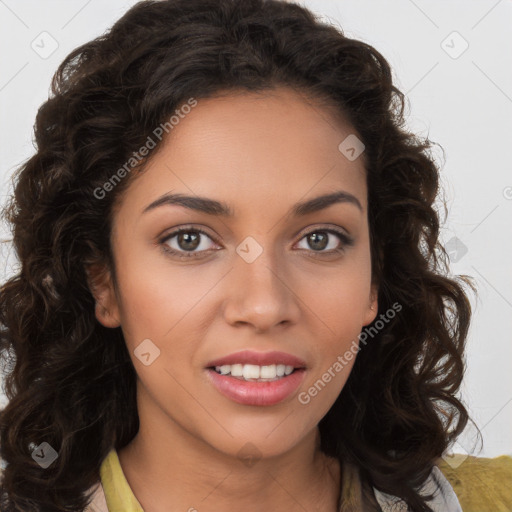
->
[[372, 463, 462, 512], [437, 454, 512, 512], [373, 454, 512, 512]]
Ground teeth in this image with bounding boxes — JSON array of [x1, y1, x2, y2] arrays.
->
[[219, 365, 231, 375], [260, 365, 277, 378], [213, 363, 297, 380], [243, 364, 260, 379], [230, 364, 243, 377]]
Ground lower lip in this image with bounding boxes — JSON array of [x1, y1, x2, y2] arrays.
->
[[206, 368, 306, 406]]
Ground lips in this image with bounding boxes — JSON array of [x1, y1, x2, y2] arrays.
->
[[205, 349, 307, 369], [204, 350, 308, 406], [206, 367, 307, 406]]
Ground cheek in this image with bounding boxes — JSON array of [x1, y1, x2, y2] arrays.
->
[[298, 345, 357, 422], [300, 246, 372, 391], [305, 260, 372, 335], [113, 243, 206, 344]]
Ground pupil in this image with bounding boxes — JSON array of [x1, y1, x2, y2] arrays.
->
[[179, 232, 200, 251], [309, 232, 327, 250]]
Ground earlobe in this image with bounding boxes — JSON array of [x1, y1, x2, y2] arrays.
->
[[85, 264, 121, 328], [95, 300, 121, 329], [363, 284, 379, 326]]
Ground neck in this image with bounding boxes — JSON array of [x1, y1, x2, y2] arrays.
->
[[117, 399, 341, 512]]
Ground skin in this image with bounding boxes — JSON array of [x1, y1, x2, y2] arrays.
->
[[88, 87, 378, 512]]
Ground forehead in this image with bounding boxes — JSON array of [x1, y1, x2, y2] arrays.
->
[[121, 87, 367, 216]]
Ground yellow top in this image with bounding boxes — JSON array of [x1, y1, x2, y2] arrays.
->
[[99, 449, 143, 511], [437, 454, 512, 512], [98, 448, 512, 512]]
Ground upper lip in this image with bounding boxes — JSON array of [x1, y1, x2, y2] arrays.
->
[[206, 350, 307, 369]]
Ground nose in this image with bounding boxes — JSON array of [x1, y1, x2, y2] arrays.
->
[[222, 243, 301, 332]]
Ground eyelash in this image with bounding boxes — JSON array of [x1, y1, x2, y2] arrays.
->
[[159, 225, 354, 260]]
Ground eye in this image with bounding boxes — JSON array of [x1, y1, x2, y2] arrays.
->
[[295, 227, 354, 256], [160, 227, 218, 259], [159, 225, 354, 260]]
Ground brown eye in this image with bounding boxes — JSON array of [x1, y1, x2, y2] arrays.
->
[[305, 232, 329, 251], [296, 228, 353, 255], [161, 227, 218, 259], [176, 231, 201, 251]]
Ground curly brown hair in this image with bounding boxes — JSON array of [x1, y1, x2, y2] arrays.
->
[[0, 0, 477, 510]]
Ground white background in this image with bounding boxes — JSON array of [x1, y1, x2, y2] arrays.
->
[[0, 0, 511, 459]]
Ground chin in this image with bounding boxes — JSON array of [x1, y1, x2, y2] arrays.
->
[[200, 421, 313, 462]]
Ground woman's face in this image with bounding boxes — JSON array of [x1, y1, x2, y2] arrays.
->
[[92, 87, 378, 460]]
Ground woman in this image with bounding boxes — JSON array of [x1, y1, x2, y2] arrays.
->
[[0, 0, 479, 510]]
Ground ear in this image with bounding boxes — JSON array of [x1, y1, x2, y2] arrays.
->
[[362, 282, 379, 326], [85, 263, 121, 328]]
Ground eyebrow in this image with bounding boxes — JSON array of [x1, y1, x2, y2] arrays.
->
[[142, 190, 363, 217]]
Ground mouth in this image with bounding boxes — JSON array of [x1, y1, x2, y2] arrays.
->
[[207, 363, 304, 382], [204, 350, 308, 406]]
